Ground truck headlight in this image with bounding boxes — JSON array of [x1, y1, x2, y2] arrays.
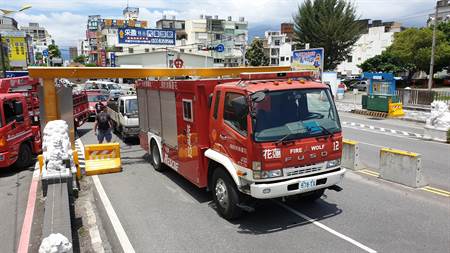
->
[[326, 159, 341, 168], [253, 169, 283, 179], [252, 161, 261, 171]]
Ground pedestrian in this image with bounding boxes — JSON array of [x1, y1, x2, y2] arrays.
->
[[94, 106, 113, 144], [95, 100, 105, 114]]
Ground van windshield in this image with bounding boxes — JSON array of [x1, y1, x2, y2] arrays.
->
[[126, 99, 138, 117], [253, 88, 341, 142]]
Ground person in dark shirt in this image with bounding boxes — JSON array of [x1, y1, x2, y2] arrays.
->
[[94, 106, 113, 143]]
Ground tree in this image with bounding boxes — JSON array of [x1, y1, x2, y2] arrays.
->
[[73, 55, 88, 64], [245, 39, 269, 66], [47, 44, 61, 58], [293, 0, 364, 70], [358, 52, 413, 74], [386, 27, 450, 74]]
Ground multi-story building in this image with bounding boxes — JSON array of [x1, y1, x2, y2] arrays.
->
[[85, 7, 150, 65], [156, 16, 187, 40], [20, 23, 50, 43], [1, 16, 33, 69], [428, 0, 450, 26], [185, 15, 248, 67], [281, 23, 294, 42], [264, 31, 292, 66], [336, 20, 403, 75], [69, 47, 78, 61], [0, 15, 19, 31]]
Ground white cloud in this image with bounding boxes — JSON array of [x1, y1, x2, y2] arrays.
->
[[14, 12, 86, 47]]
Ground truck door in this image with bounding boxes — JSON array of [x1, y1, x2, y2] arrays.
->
[[218, 92, 250, 168], [2, 99, 27, 156]]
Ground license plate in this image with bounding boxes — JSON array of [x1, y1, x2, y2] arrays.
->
[[299, 179, 316, 190]]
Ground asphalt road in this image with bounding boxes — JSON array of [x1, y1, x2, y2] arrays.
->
[[0, 166, 34, 253], [339, 112, 450, 190], [78, 123, 450, 253]]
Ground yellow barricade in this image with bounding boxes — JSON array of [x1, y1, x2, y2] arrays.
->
[[84, 143, 122, 176], [388, 102, 405, 117]]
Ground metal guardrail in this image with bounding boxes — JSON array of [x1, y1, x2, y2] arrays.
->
[[396, 89, 450, 106]]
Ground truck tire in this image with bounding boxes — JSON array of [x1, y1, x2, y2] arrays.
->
[[151, 142, 164, 172], [212, 168, 243, 220], [14, 143, 33, 169]]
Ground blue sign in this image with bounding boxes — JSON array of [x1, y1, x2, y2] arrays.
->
[[110, 53, 116, 67], [292, 48, 324, 71], [118, 28, 176, 45], [215, 44, 225, 53], [5, 71, 29, 78], [42, 49, 49, 57]]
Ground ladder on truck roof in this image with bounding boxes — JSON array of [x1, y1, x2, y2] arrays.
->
[[239, 70, 314, 80]]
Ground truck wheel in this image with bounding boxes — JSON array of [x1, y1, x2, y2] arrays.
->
[[301, 189, 325, 202], [151, 142, 164, 172], [212, 168, 243, 220], [14, 144, 33, 169]]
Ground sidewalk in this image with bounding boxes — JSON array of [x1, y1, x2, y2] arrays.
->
[[336, 92, 429, 123]]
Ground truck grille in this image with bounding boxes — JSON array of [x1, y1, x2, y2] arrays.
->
[[284, 163, 325, 177]]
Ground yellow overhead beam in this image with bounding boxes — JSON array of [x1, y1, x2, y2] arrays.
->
[[28, 66, 291, 79]]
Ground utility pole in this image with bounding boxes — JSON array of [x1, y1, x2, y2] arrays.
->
[[0, 34, 7, 78], [428, 1, 439, 90]]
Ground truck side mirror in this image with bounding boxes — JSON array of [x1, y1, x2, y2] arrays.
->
[[14, 101, 23, 116]]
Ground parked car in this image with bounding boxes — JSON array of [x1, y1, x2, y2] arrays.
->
[[349, 80, 369, 91]]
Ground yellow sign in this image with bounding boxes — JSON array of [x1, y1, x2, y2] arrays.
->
[[2, 36, 27, 62], [388, 102, 405, 117]]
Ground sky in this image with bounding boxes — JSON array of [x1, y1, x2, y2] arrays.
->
[[3, 0, 434, 49]]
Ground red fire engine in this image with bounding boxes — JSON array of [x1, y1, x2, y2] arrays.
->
[[136, 71, 345, 219], [0, 76, 90, 168]]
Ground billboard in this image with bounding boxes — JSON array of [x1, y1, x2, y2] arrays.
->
[[292, 48, 324, 72], [118, 28, 176, 45]]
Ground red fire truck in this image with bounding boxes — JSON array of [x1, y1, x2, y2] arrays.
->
[[0, 76, 89, 168], [136, 71, 345, 219]]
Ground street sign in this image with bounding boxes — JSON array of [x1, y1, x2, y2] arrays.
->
[[215, 44, 224, 53], [110, 53, 116, 67], [42, 49, 49, 57], [174, 58, 184, 68]]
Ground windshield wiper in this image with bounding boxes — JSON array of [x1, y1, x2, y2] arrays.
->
[[318, 126, 333, 138], [274, 132, 294, 145]]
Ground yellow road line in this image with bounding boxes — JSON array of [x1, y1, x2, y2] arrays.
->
[[358, 169, 380, 177], [422, 186, 450, 197]]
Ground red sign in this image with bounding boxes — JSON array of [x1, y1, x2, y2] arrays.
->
[[100, 49, 107, 67], [174, 58, 183, 68]]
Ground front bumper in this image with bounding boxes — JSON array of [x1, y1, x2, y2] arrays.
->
[[250, 168, 346, 199], [123, 126, 140, 137]]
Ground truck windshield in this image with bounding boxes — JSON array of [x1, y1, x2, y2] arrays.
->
[[253, 88, 341, 142], [125, 99, 138, 117], [88, 95, 108, 102]]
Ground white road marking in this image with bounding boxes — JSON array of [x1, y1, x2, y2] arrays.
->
[[369, 126, 375, 130], [390, 129, 397, 134], [415, 133, 422, 138], [92, 175, 136, 253], [359, 124, 365, 128], [350, 122, 356, 126], [402, 131, 409, 136], [277, 201, 377, 253], [379, 128, 385, 132]]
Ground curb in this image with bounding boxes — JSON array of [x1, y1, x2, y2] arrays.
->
[[351, 109, 387, 118]]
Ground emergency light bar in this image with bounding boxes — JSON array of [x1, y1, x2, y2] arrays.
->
[[239, 71, 314, 80]]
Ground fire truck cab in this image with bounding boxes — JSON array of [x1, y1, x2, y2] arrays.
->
[[137, 71, 345, 219]]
